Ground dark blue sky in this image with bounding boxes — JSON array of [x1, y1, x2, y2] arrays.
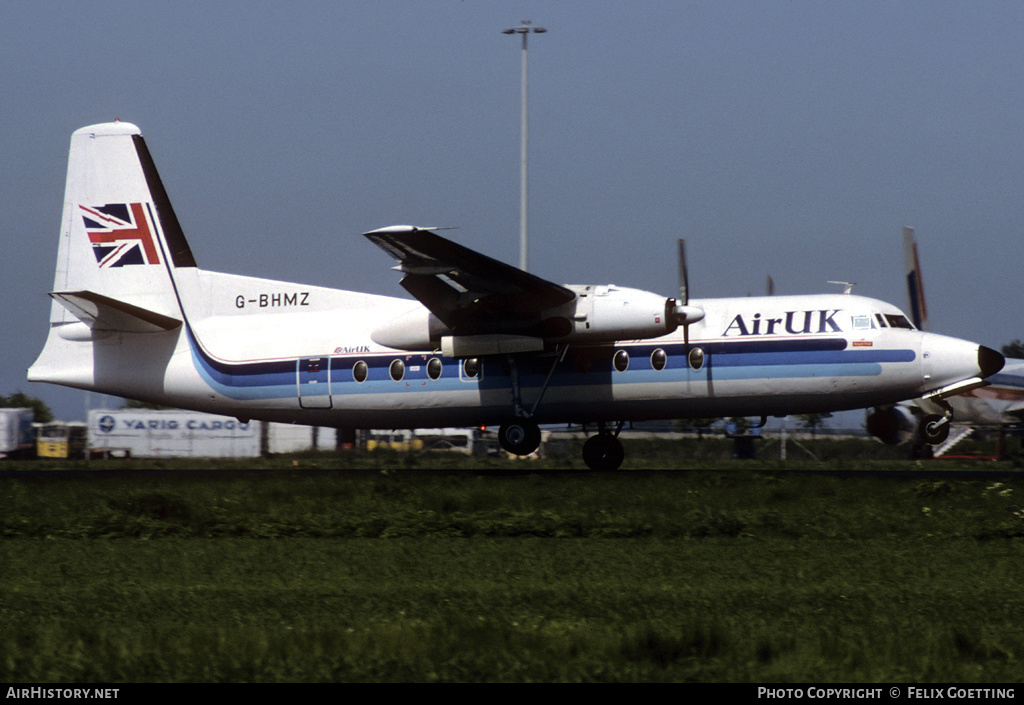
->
[[3, 1, 1022, 422]]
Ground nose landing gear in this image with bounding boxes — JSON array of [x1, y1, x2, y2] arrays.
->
[[919, 395, 955, 445], [919, 413, 951, 445]]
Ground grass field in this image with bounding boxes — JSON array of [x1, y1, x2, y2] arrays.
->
[[2, 438, 1024, 682]]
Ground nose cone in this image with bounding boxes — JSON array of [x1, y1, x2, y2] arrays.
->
[[923, 334, 1005, 392], [979, 346, 1005, 379]]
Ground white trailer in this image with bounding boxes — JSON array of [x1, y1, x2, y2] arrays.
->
[[0, 408, 35, 459], [264, 423, 337, 454], [88, 409, 260, 458]]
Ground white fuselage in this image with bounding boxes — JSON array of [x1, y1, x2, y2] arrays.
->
[[29, 268, 988, 430], [28, 122, 1001, 440]]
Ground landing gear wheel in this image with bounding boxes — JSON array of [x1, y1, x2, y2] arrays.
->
[[498, 420, 542, 456], [919, 414, 951, 445], [582, 434, 625, 471]]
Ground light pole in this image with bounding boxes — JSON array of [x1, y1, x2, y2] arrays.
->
[[502, 21, 546, 272]]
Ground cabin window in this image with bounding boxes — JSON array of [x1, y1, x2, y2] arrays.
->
[[389, 359, 405, 382], [463, 358, 480, 379], [352, 360, 368, 383], [688, 346, 705, 371], [427, 357, 442, 380], [613, 349, 629, 372], [651, 348, 667, 371]]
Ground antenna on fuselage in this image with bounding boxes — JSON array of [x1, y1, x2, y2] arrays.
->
[[828, 281, 856, 295]]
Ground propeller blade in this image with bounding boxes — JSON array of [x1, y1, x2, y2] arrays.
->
[[672, 238, 705, 328], [678, 239, 689, 306]]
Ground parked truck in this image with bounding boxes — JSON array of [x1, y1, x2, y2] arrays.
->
[[86, 409, 337, 458], [0, 408, 35, 459], [88, 409, 260, 458], [36, 422, 88, 459]]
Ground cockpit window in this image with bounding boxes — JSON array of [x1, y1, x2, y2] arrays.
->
[[884, 314, 915, 330], [852, 315, 874, 330], [875, 313, 888, 328]]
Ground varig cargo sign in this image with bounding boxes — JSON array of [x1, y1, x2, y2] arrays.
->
[[89, 410, 260, 458]]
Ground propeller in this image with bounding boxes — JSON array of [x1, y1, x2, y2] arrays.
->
[[678, 238, 689, 308], [671, 239, 705, 348], [672, 239, 705, 325]]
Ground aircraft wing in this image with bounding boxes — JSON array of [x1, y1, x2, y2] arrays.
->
[[364, 226, 575, 331]]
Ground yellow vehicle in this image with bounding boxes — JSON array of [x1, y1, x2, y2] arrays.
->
[[36, 423, 88, 459], [363, 428, 476, 454], [364, 430, 424, 453]]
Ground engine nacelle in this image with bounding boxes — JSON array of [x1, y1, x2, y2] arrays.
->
[[546, 284, 680, 344], [370, 307, 450, 351], [865, 404, 918, 446]]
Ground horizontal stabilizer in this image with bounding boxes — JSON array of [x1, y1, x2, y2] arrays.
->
[[51, 290, 181, 333]]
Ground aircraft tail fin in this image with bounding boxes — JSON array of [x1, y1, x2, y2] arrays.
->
[[29, 122, 196, 390], [48, 122, 195, 323], [903, 226, 927, 330]]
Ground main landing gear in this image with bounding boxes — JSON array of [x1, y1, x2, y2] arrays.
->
[[497, 349, 559, 461], [496, 347, 627, 470], [498, 418, 626, 471], [497, 420, 542, 456], [581, 424, 625, 471]]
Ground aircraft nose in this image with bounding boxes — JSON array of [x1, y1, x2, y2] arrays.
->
[[979, 345, 1005, 379], [922, 333, 1006, 392]]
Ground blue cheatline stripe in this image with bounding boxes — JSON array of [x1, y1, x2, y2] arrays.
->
[[185, 331, 916, 401], [711, 349, 915, 368], [187, 329, 295, 400], [706, 362, 884, 380]]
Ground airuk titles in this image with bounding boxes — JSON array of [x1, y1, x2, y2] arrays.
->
[[723, 309, 843, 337], [235, 292, 310, 309]]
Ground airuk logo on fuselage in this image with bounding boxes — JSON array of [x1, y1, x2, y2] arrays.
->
[[723, 310, 843, 337]]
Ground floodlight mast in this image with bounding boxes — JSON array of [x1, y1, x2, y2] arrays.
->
[[502, 21, 547, 272]]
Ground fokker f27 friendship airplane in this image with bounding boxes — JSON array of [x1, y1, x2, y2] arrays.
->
[[28, 122, 1005, 469]]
